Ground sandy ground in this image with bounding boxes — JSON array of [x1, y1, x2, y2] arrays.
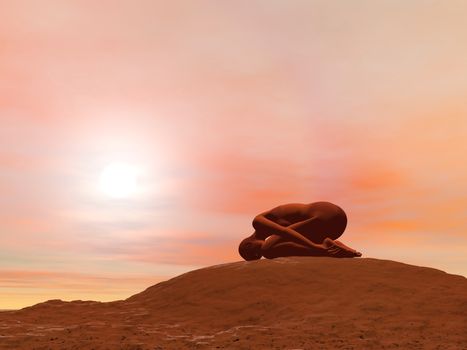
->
[[0, 257, 466, 350]]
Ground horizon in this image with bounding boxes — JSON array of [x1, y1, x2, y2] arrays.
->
[[1, 0, 467, 309]]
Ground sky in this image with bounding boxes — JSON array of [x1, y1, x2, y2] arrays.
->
[[1, 0, 466, 309]]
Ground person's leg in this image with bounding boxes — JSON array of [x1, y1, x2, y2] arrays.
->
[[262, 239, 361, 259], [260, 208, 360, 258], [289, 213, 347, 243], [261, 235, 361, 259], [287, 216, 336, 244], [262, 240, 327, 259]]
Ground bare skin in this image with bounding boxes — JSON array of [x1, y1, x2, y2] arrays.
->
[[250, 201, 362, 259]]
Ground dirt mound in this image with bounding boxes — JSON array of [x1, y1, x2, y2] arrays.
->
[[1, 257, 466, 349]]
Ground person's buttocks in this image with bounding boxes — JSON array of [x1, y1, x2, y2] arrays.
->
[[238, 201, 361, 261]]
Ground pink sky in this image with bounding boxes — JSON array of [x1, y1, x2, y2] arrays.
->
[[1, 1, 466, 309]]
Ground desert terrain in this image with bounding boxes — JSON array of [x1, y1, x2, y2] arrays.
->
[[0, 257, 466, 349]]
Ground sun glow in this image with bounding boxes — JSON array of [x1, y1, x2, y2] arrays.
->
[[99, 162, 139, 198]]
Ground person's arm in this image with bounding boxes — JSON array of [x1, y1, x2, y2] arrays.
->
[[252, 214, 323, 250]]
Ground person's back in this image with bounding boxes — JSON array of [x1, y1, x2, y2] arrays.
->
[[257, 201, 347, 242]]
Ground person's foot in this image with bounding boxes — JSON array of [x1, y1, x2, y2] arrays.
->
[[333, 240, 362, 257], [322, 238, 362, 258]]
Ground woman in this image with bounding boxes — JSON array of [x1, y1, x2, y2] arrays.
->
[[238, 201, 362, 261]]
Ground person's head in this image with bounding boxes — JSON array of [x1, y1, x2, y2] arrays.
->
[[238, 235, 263, 261]]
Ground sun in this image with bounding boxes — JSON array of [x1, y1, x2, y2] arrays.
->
[[99, 162, 139, 198]]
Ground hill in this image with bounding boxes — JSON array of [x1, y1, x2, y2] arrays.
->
[[0, 257, 466, 349]]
